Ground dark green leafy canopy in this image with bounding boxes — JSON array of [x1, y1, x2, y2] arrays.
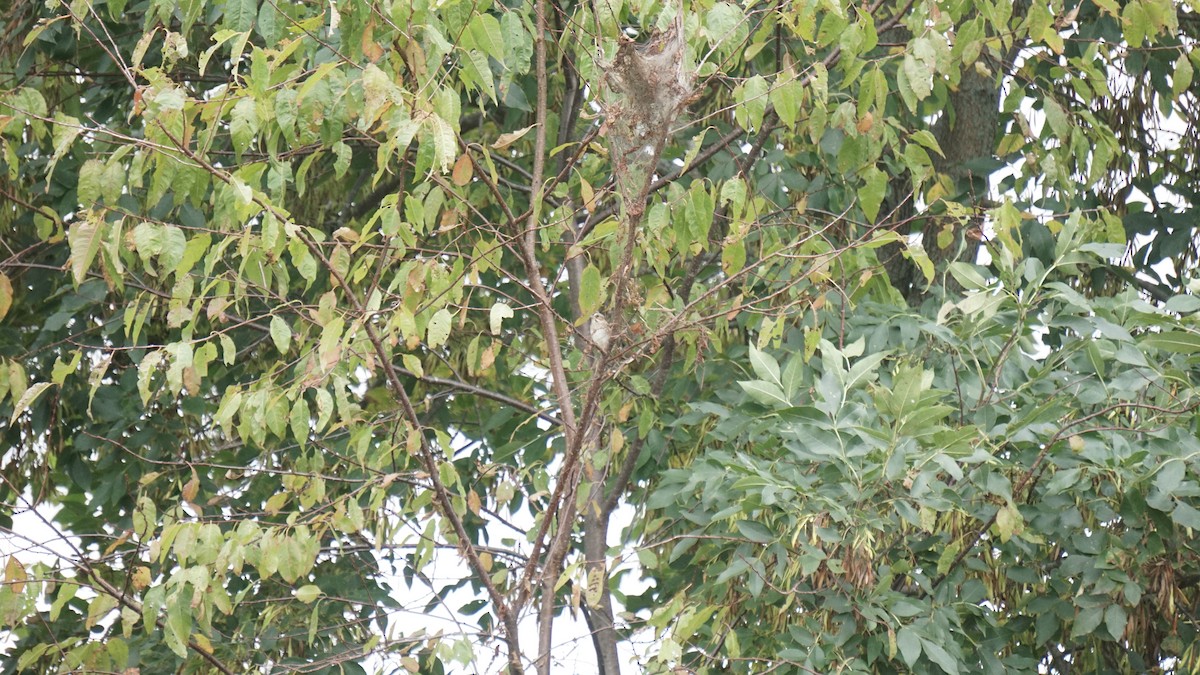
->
[[0, 0, 1197, 672]]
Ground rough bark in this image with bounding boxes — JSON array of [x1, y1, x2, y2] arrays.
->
[[881, 65, 1002, 303]]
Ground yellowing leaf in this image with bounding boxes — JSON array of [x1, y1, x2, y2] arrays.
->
[[68, 217, 104, 284], [907, 243, 934, 283], [51, 113, 82, 159], [265, 491, 288, 515], [489, 302, 513, 335], [0, 273, 11, 323], [452, 153, 474, 186], [427, 114, 457, 173], [402, 353, 424, 378], [995, 503, 1024, 543], [491, 124, 534, 149], [427, 308, 452, 347], [580, 177, 596, 211], [295, 584, 322, 603], [182, 475, 199, 502], [10, 381, 52, 424], [132, 566, 151, 590], [86, 594, 119, 630], [5, 557, 26, 593]]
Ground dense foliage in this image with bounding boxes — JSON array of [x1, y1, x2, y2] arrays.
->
[[0, 0, 1198, 672]]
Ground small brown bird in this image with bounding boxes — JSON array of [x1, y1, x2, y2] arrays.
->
[[589, 312, 611, 353]]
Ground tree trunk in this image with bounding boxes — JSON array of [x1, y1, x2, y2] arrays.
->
[[881, 47, 1007, 302]]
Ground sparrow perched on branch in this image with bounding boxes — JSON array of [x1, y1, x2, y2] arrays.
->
[[589, 312, 611, 353]]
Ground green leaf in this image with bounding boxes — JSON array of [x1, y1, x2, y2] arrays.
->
[[502, 12, 533, 72], [770, 74, 801, 130], [1156, 459, 1185, 496], [274, 89, 297, 139], [315, 318, 343, 375], [688, 182, 714, 242], [738, 379, 789, 407], [896, 627, 921, 666], [402, 353, 424, 378], [902, 38, 935, 101], [735, 520, 773, 543], [1172, 501, 1200, 530], [705, 2, 747, 49], [719, 178, 747, 214], [223, 0, 257, 32], [51, 352, 81, 386], [722, 239, 746, 275], [907, 243, 935, 283], [896, 64, 918, 113], [920, 639, 960, 675], [427, 308, 452, 347], [1104, 604, 1127, 641], [49, 583, 78, 622], [579, 264, 604, 316], [1071, 604, 1104, 639], [361, 64, 395, 126], [333, 141, 351, 178], [678, 129, 710, 174], [736, 76, 769, 131], [131, 223, 188, 275], [461, 49, 497, 102], [255, 0, 279, 44], [1, 88, 47, 138], [78, 159, 104, 204], [164, 598, 191, 658], [845, 350, 889, 391], [748, 343, 781, 384], [230, 97, 258, 155], [1165, 294, 1200, 313], [1122, 1, 1151, 46], [858, 166, 887, 222], [270, 316, 291, 354], [948, 262, 989, 290], [780, 355, 806, 400], [467, 13, 506, 64], [674, 606, 718, 640], [1174, 51, 1194, 98], [909, 129, 944, 157], [1140, 331, 1200, 354], [1042, 97, 1070, 139]]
